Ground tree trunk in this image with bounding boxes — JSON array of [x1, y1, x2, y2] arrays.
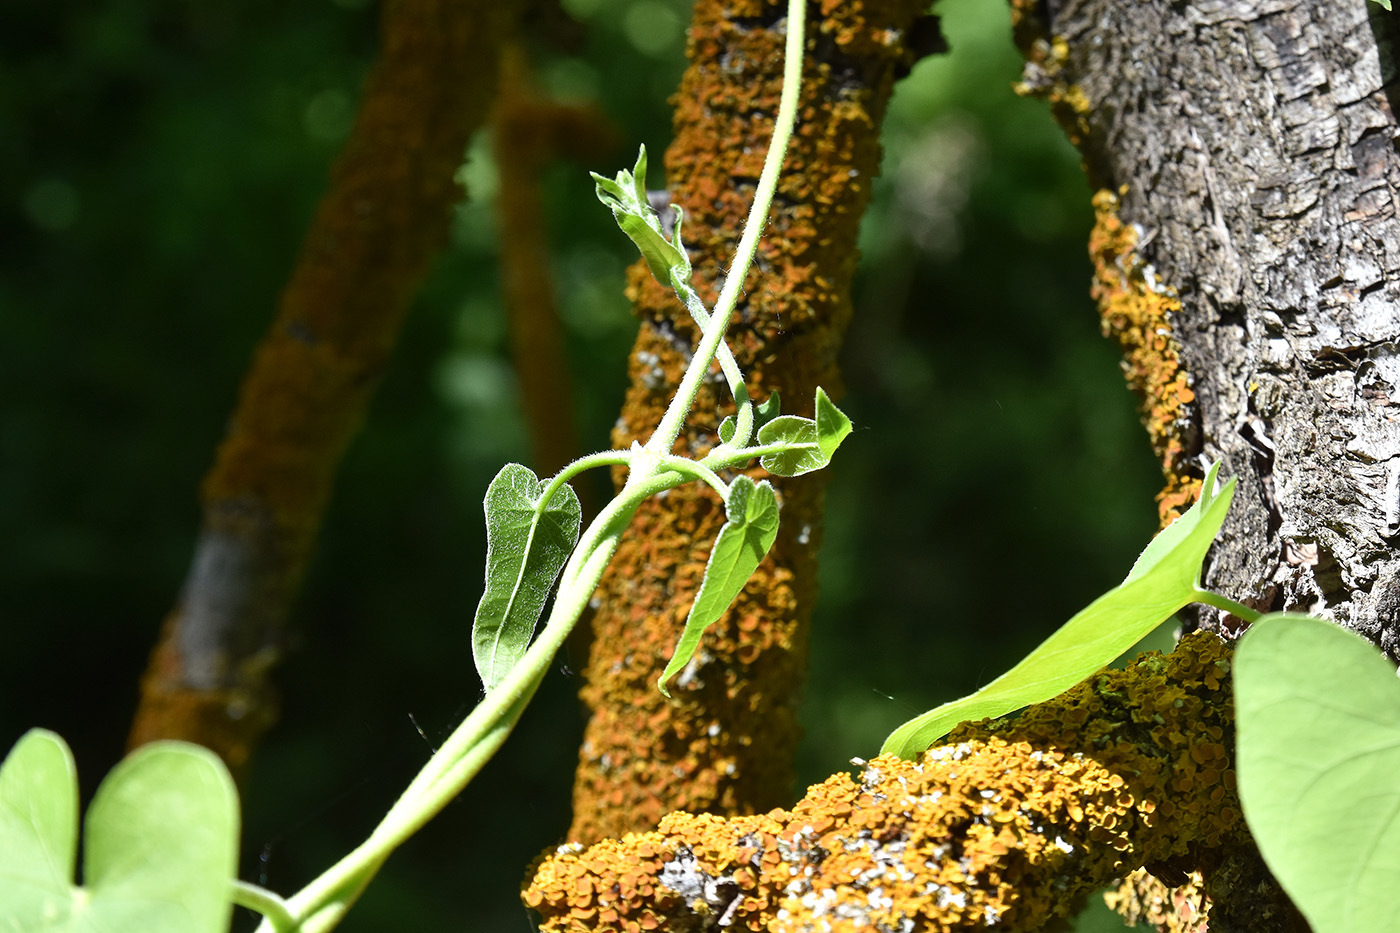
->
[[1015, 0, 1400, 924], [522, 1, 1400, 929], [1016, 0, 1400, 653], [566, 0, 938, 844]]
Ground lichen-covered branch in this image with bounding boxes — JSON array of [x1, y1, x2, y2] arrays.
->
[[528, 632, 1259, 931], [128, 0, 517, 775], [568, 0, 939, 843], [1087, 189, 1200, 526]]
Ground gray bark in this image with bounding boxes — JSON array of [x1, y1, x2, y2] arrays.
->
[[1031, 0, 1400, 655]]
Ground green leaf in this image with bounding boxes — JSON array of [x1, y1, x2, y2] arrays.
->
[[658, 476, 780, 696], [718, 416, 737, 444], [0, 729, 77, 922], [757, 415, 821, 476], [1235, 614, 1400, 933], [0, 730, 240, 933], [1124, 460, 1225, 584], [814, 387, 852, 461], [1372, 0, 1391, 10], [472, 464, 582, 691], [591, 145, 688, 285], [754, 391, 782, 431], [757, 388, 852, 477], [880, 464, 1237, 758]]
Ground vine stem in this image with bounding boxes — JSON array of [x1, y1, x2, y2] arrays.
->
[[642, 0, 806, 466], [255, 0, 808, 928], [1193, 588, 1262, 623]]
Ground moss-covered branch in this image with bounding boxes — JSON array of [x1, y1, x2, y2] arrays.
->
[[530, 633, 1264, 931]]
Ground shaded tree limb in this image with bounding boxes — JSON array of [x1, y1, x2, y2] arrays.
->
[[128, 0, 516, 776], [493, 42, 617, 494]]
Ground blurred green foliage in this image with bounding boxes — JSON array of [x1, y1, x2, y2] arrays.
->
[[2, 0, 1155, 928]]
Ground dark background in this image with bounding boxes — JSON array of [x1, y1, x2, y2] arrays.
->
[[1, 0, 1159, 928]]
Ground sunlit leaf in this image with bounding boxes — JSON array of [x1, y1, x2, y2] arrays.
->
[[658, 476, 779, 696], [1236, 614, 1400, 933], [0, 730, 239, 933], [881, 464, 1236, 758], [814, 387, 851, 461], [754, 391, 782, 431], [1123, 460, 1223, 584], [757, 388, 852, 477], [472, 464, 582, 691], [757, 415, 820, 476], [591, 145, 688, 285]]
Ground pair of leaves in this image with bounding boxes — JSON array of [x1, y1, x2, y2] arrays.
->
[[1235, 614, 1400, 933], [472, 464, 582, 692], [718, 390, 783, 449], [0, 729, 239, 932], [658, 475, 780, 696], [881, 462, 1236, 758], [735, 387, 851, 477]]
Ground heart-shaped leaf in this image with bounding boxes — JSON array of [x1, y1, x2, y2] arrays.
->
[[472, 463, 582, 691], [757, 415, 821, 476], [1235, 614, 1400, 933], [658, 476, 780, 696], [881, 463, 1236, 758], [0, 729, 239, 932], [757, 388, 851, 477]]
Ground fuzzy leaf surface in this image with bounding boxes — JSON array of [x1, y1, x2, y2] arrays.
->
[[472, 464, 582, 691], [0, 730, 239, 932], [591, 145, 687, 284], [658, 476, 779, 695]]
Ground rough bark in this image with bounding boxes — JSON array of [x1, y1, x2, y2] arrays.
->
[[567, 0, 940, 844], [1010, 0, 1400, 926], [1015, 0, 1400, 654], [128, 0, 516, 776]]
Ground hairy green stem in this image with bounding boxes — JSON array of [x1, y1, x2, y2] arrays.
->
[[1193, 588, 1262, 623], [643, 0, 805, 464], [232, 880, 296, 933], [268, 468, 696, 931]]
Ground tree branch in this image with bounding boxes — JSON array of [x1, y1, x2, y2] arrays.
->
[[529, 633, 1305, 931], [128, 0, 516, 775]]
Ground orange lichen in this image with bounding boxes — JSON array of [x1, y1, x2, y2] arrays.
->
[[529, 633, 1247, 930], [1088, 188, 1198, 527], [570, 0, 936, 843]]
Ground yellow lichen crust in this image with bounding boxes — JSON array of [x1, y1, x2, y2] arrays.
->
[[569, 0, 934, 844], [528, 633, 1244, 930], [1010, 32, 1092, 148], [1088, 188, 1198, 526], [1104, 867, 1209, 933]]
